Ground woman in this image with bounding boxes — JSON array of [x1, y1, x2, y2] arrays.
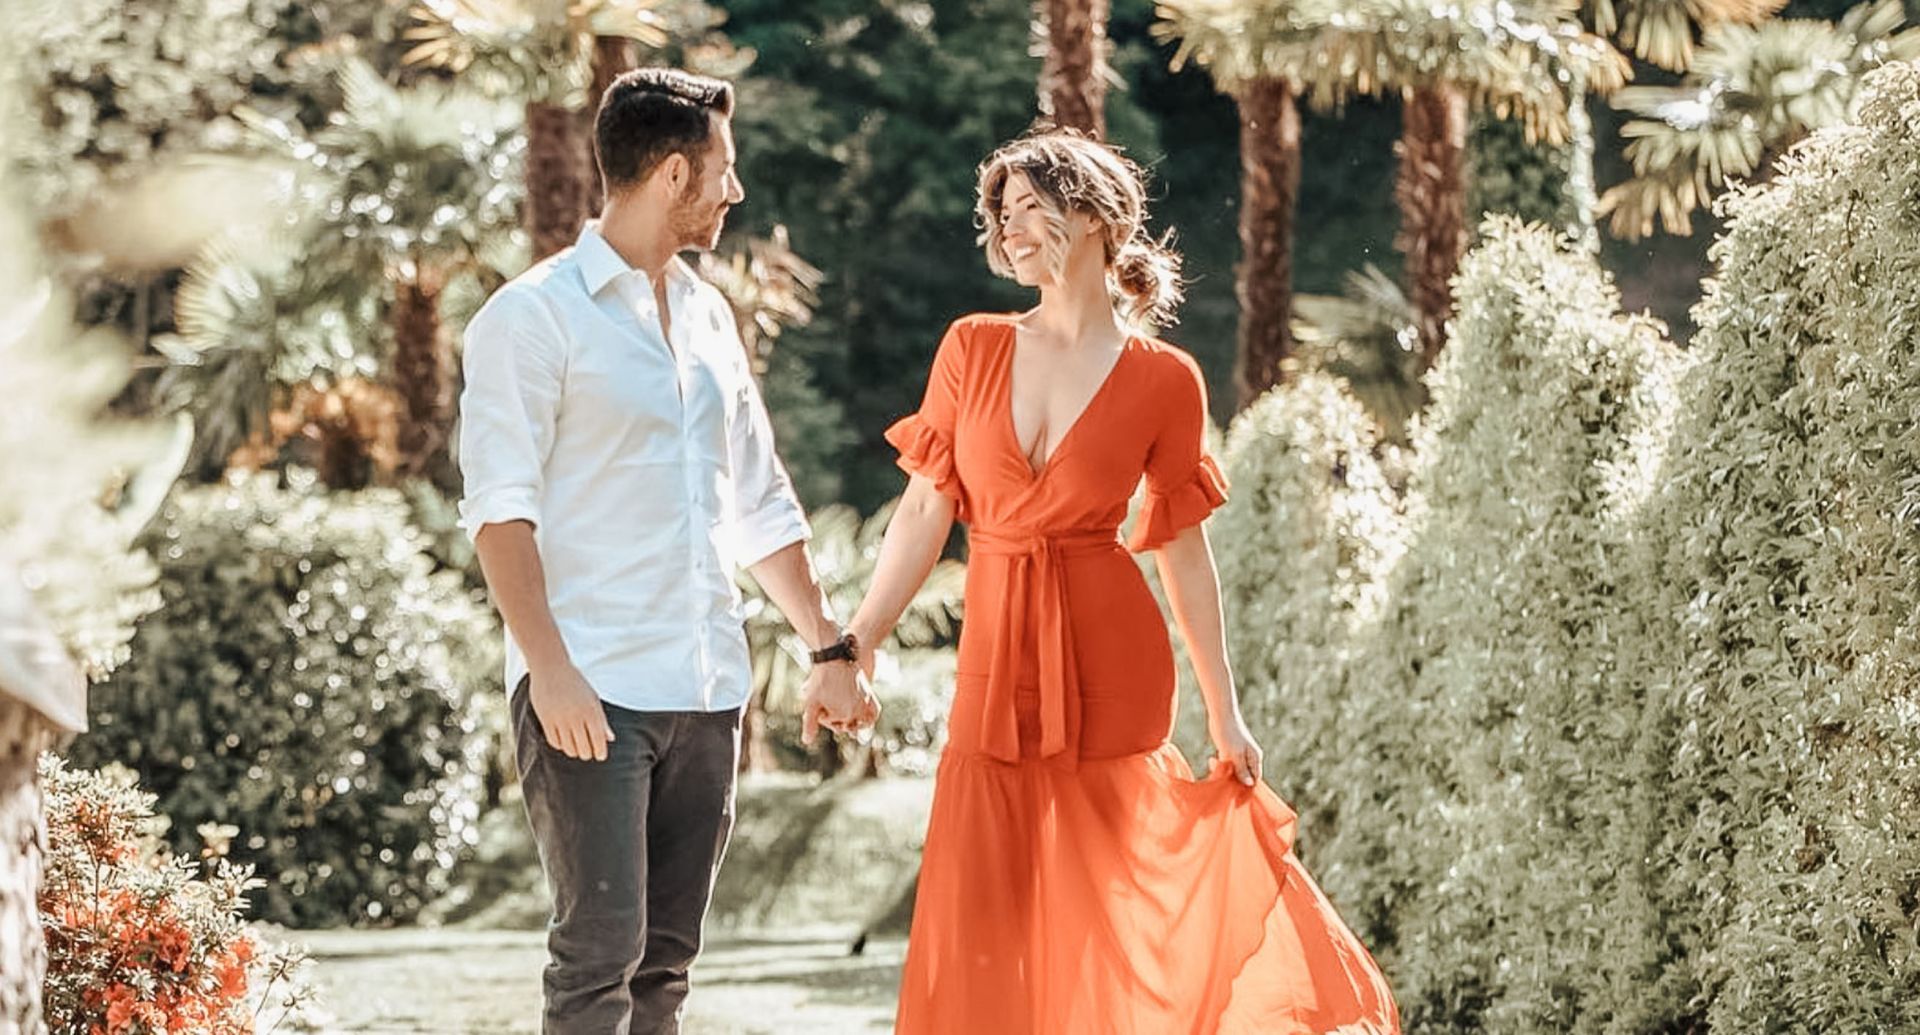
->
[[846, 131, 1400, 1034]]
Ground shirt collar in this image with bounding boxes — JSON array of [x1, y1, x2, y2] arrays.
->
[[575, 221, 695, 299]]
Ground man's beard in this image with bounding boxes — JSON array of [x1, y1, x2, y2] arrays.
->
[[670, 187, 726, 251]]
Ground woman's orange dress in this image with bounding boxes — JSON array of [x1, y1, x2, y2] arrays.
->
[[885, 314, 1400, 1035]]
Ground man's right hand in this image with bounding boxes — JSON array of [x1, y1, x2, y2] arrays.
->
[[529, 662, 615, 762]]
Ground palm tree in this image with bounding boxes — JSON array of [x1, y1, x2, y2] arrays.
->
[[1582, 0, 1784, 74], [405, 0, 676, 259], [1037, 0, 1113, 136], [236, 58, 523, 483], [1600, 0, 1920, 237], [1294, 0, 1629, 367], [1157, 0, 1322, 412], [157, 224, 382, 482]]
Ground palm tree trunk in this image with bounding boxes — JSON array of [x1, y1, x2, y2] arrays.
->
[[526, 101, 590, 261], [1233, 76, 1303, 412], [1396, 82, 1470, 369], [1038, 0, 1110, 137], [583, 35, 637, 218], [1564, 70, 1599, 256], [391, 272, 451, 481], [0, 701, 48, 1033]]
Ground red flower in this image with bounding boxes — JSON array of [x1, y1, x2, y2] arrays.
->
[[103, 984, 136, 1033], [154, 920, 194, 972], [217, 955, 250, 999]]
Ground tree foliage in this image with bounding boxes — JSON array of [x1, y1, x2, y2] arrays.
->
[[1600, 0, 1920, 236]]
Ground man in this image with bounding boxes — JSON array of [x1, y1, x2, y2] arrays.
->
[[457, 68, 877, 1034]]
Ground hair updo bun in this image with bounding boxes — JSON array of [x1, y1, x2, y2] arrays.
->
[[1109, 232, 1183, 329]]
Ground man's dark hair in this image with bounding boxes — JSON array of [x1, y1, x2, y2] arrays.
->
[[594, 68, 735, 192]]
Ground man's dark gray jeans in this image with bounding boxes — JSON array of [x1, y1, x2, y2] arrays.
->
[[511, 678, 741, 1035]]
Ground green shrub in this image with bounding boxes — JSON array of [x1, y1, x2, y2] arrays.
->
[[1354, 218, 1677, 1032], [1202, 372, 1403, 863], [70, 472, 500, 927], [1623, 60, 1920, 1033], [741, 500, 963, 776], [1215, 218, 1681, 1032], [1468, 114, 1575, 231]]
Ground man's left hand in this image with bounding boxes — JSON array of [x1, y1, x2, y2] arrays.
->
[[800, 662, 880, 746]]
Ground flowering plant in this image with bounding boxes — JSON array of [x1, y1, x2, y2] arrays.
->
[[38, 755, 313, 1035]]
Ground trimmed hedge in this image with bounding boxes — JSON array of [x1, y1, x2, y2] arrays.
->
[[1346, 216, 1677, 1031]]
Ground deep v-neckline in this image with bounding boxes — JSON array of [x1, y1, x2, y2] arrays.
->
[[1000, 321, 1133, 482]]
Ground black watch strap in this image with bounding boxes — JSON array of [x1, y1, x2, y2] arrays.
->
[[809, 631, 860, 666]]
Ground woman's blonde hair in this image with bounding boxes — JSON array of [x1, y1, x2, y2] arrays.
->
[[974, 129, 1183, 328]]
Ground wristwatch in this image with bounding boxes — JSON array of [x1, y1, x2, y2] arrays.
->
[[809, 630, 861, 666]]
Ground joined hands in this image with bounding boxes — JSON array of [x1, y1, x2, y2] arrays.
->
[[799, 646, 881, 746]]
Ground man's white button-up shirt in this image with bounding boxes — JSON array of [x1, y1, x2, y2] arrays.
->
[[457, 223, 809, 712]]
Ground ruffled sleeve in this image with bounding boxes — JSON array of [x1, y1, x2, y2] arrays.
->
[[1128, 452, 1228, 552], [885, 319, 971, 521], [1127, 350, 1229, 552], [884, 414, 964, 515]]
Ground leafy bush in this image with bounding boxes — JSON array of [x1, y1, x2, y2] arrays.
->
[[70, 472, 501, 927], [1198, 372, 1402, 842], [39, 754, 312, 1034], [1359, 217, 1678, 1033], [1219, 218, 1682, 1031], [1619, 60, 1920, 1033]]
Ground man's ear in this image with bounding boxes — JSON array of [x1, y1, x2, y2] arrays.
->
[[660, 152, 689, 195]]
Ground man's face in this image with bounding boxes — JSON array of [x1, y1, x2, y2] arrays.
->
[[671, 114, 744, 251]]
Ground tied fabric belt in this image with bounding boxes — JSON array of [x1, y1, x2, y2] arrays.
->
[[964, 526, 1123, 769]]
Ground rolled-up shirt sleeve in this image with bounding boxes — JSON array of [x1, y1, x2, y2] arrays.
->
[[457, 289, 565, 542], [719, 309, 810, 568]]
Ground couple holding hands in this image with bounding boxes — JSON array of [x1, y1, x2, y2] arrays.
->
[[459, 67, 1398, 1035]]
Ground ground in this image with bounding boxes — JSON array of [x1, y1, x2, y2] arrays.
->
[[300, 927, 904, 1034], [294, 774, 931, 1033]]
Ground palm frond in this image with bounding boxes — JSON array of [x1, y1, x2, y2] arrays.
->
[[1604, 0, 1786, 72], [1302, 0, 1630, 143], [694, 225, 823, 371], [243, 57, 524, 277], [404, 0, 676, 104], [1153, 0, 1326, 91], [1292, 265, 1425, 439], [160, 225, 377, 474], [1161, 0, 1627, 139], [1599, 0, 1920, 237]]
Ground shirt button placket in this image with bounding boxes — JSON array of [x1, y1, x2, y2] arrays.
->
[[677, 325, 711, 711]]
